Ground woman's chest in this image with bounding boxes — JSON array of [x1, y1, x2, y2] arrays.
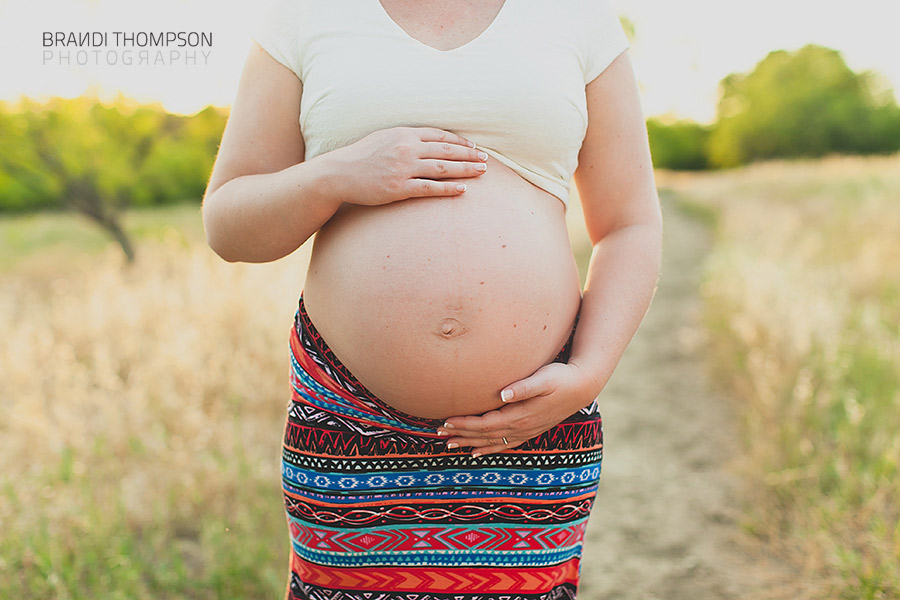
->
[[296, 6, 589, 159]]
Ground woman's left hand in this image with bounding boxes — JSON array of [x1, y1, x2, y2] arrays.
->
[[437, 361, 600, 457]]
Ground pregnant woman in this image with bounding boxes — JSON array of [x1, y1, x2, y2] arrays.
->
[[202, 1, 662, 598]]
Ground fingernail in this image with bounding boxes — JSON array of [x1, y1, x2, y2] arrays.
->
[[477, 151, 488, 160], [456, 184, 466, 193], [436, 430, 449, 437], [501, 389, 514, 402], [447, 442, 459, 449], [468, 140, 476, 148], [475, 163, 487, 172], [472, 452, 482, 458], [443, 422, 455, 429]]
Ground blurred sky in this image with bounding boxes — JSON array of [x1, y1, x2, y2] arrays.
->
[[1, 0, 898, 123]]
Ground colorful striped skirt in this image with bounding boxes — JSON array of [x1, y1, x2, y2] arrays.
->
[[283, 294, 603, 600]]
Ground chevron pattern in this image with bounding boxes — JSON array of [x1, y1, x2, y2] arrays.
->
[[282, 295, 603, 600], [296, 578, 578, 600], [293, 576, 578, 600], [294, 557, 581, 592]]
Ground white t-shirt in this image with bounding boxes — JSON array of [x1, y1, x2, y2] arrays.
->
[[252, 0, 630, 209]]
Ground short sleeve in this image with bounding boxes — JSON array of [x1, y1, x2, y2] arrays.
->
[[251, 0, 303, 79], [581, 0, 631, 84]]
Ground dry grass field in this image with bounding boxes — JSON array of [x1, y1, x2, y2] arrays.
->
[[0, 210, 314, 597], [658, 153, 900, 599]]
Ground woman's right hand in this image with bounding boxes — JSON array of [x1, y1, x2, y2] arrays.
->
[[327, 126, 489, 206]]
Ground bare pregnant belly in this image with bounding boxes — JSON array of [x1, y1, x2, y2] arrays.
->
[[302, 155, 582, 419]]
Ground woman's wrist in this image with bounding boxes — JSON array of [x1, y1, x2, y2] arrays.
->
[[292, 151, 348, 217], [565, 358, 606, 408]]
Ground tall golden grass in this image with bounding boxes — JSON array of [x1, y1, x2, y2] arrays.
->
[[658, 154, 900, 598], [0, 236, 311, 598]]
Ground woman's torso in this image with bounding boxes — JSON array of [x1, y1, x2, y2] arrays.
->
[[303, 155, 582, 419]]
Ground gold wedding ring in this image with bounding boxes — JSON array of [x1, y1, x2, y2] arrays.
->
[[502, 436, 509, 445]]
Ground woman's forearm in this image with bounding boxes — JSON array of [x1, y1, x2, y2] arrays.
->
[[567, 217, 663, 402], [201, 152, 344, 264]]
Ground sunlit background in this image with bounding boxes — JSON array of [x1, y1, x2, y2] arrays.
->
[[2, 1, 899, 599], [2, 0, 898, 120]]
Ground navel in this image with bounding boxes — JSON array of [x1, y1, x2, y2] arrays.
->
[[435, 317, 468, 339]]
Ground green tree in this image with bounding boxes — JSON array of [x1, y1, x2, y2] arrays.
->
[[18, 95, 162, 261], [135, 105, 226, 208], [0, 102, 61, 211], [0, 96, 226, 262], [709, 44, 900, 167], [646, 118, 711, 170]]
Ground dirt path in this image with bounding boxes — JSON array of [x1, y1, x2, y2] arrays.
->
[[577, 198, 786, 599]]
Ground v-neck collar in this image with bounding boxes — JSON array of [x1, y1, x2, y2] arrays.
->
[[373, 0, 511, 54]]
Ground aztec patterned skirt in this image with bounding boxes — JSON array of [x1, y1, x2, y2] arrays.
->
[[283, 293, 603, 600]]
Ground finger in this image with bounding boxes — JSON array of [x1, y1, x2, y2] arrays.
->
[[414, 127, 475, 148], [420, 142, 487, 163], [472, 440, 524, 458], [419, 159, 487, 180], [439, 426, 500, 439], [445, 437, 516, 450], [441, 410, 515, 437], [402, 178, 468, 198], [447, 435, 517, 449], [499, 365, 560, 404], [444, 437, 494, 449]]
